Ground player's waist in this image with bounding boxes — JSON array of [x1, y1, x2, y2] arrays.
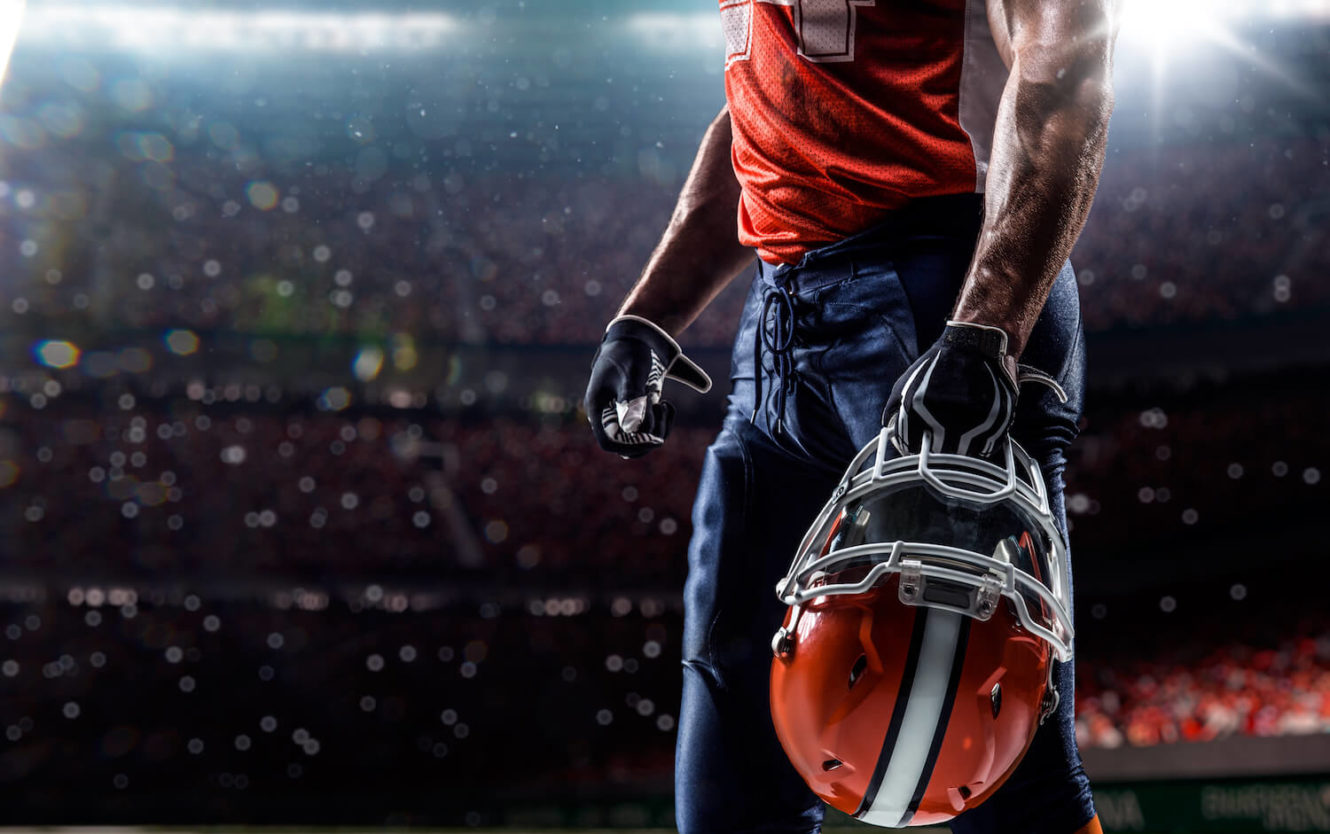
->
[[752, 192, 985, 280]]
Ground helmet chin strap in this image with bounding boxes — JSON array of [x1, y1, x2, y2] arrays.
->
[[771, 603, 801, 660], [1040, 661, 1061, 725]]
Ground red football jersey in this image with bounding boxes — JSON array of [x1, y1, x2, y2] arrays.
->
[[721, 0, 1009, 264]]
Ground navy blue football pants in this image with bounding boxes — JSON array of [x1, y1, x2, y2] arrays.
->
[[675, 195, 1095, 833]]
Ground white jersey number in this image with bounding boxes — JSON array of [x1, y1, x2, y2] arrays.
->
[[723, 0, 875, 67]]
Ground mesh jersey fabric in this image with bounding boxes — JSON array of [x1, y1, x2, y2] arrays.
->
[[721, 0, 1009, 264]]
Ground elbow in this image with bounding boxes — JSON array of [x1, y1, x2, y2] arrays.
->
[[1000, 0, 1119, 120], [1013, 31, 1116, 120], [1063, 71, 1115, 139], [1011, 43, 1115, 150], [1062, 53, 1115, 123]]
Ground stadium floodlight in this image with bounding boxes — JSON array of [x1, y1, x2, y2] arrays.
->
[[1118, 0, 1234, 52], [1119, 0, 1330, 45], [16, 5, 458, 54], [1115, 0, 1320, 108]]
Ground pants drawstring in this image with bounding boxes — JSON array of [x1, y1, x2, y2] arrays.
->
[[751, 282, 798, 434]]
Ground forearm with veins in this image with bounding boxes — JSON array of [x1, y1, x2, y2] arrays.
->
[[953, 0, 1117, 362], [616, 106, 755, 337]]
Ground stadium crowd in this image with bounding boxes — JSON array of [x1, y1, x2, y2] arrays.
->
[[0, 579, 1325, 819], [0, 101, 1325, 347], [1064, 384, 1328, 547], [1069, 135, 1328, 331], [0, 382, 1324, 583], [1076, 613, 1330, 749], [0, 393, 707, 584], [0, 591, 681, 821]]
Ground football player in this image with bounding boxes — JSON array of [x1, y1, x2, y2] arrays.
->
[[585, 0, 1117, 831]]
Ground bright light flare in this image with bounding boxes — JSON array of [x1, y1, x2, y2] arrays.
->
[[0, 0, 23, 83], [1119, 0, 1330, 49], [18, 6, 459, 54], [1117, 0, 1323, 119], [623, 13, 725, 53], [1121, 0, 1224, 52]]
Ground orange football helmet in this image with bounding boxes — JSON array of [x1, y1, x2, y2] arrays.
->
[[770, 427, 1073, 827]]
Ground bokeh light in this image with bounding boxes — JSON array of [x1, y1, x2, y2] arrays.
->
[[163, 329, 199, 356], [318, 387, 352, 412], [0, 459, 19, 488], [32, 339, 80, 369], [352, 346, 385, 382], [246, 180, 279, 211]]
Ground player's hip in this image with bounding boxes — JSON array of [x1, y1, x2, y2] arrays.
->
[[726, 195, 1084, 459]]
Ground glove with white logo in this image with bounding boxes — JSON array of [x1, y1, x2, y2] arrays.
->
[[585, 315, 712, 458], [883, 321, 1019, 459]]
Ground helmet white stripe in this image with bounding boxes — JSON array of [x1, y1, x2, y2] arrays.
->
[[857, 610, 964, 827]]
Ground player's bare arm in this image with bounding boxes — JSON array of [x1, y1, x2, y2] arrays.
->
[[887, 0, 1117, 458], [584, 106, 752, 457], [954, 0, 1119, 362], [615, 104, 756, 337]]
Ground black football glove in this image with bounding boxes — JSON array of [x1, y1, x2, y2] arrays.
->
[[884, 321, 1019, 459], [584, 315, 712, 458]]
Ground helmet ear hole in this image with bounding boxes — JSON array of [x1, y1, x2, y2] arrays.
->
[[822, 758, 843, 771], [848, 654, 868, 689]]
